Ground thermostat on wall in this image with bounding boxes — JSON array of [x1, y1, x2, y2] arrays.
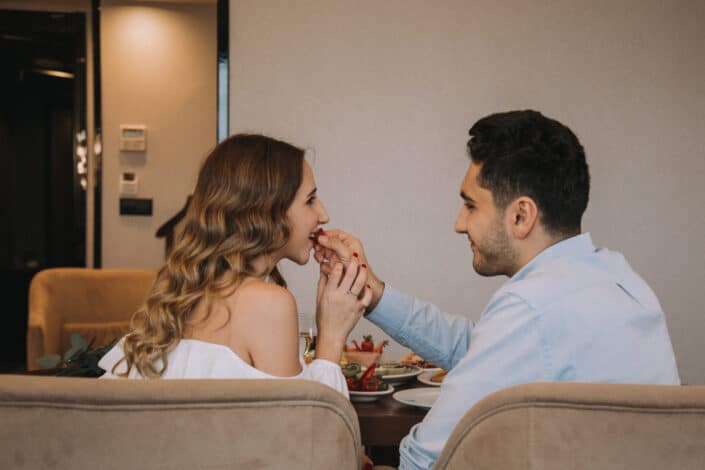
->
[[119, 124, 147, 152]]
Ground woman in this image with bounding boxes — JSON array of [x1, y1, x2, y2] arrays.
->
[[99, 134, 371, 397]]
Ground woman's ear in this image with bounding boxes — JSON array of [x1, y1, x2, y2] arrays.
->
[[507, 196, 538, 240]]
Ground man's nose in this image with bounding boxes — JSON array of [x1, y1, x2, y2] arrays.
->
[[454, 210, 466, 234], [453, 209, 465, 233]]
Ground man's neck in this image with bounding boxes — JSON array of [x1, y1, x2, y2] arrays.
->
[[510, 229, 580, 277]]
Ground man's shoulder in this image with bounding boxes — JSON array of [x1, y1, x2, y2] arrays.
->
[[506, 248, 640, 308]]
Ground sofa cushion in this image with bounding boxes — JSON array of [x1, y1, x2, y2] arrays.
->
[[435, 382, 705, 470], [0, 375, 361, 470]]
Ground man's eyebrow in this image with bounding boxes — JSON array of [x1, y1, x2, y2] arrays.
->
[[460, 190, 475, 203]]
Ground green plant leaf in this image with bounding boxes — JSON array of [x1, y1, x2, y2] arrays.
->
[[70, 332, 88, 350], [64, 345, 82, 361], [52, 336, 119, 377], [37, 354, 61, 369]]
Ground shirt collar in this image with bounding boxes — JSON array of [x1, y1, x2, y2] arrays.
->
[[509, 232, 595, 283]]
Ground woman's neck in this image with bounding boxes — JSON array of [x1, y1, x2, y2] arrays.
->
[[250, 254, 280, 280]]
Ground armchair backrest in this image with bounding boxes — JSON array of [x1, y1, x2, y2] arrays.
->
[[0, 375, 361, 469], [434, 382, 705, 470], [27, 268, 155, 370]]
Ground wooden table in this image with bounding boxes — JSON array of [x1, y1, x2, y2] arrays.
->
[[352, 381, 430, 447]]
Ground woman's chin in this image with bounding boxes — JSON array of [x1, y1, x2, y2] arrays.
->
[[294, 251, 311, 266]]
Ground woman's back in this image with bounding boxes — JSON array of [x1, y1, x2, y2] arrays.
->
[[184, 277, 302, 377], [102, 278, 301, 378]]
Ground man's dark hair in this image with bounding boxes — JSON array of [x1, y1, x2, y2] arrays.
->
[[467, 110, 590, 235]]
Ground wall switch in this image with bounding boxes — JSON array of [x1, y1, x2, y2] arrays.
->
[[119, 172, 139, 195], [120, 198, 152, 216]]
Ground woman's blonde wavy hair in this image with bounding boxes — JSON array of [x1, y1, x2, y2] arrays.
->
[[115, 134, 305, 378]]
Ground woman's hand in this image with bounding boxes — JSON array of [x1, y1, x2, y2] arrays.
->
[[314, 257, 372, 363], [314, 229, 385, 312]]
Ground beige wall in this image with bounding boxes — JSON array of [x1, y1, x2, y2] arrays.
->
[[229, 0, 705, 384], [100, 0, 216, 268]]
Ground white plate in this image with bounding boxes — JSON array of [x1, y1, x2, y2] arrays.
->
[[379, 365, 423, 386], [349, 385, 395, 403], [393, 387, 441, 409], [362, 365, 423, 386], [417, 370, 445, 387]]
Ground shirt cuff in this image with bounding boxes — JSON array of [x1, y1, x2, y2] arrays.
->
[[308, 358, 342, 370], [301, 358, 349, 399]]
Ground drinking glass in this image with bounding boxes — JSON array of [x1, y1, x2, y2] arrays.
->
[[298, 313, 317, 362]]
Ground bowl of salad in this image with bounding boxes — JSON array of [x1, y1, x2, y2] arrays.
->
[[342, 363, 394, 402]]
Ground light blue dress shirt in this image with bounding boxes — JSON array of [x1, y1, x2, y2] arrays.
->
[[367, 233, 680, 470]]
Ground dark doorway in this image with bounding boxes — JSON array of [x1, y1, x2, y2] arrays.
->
[[0, 9, 87, 372]]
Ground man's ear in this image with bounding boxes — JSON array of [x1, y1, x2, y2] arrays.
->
[[506, 196, 538, 240]]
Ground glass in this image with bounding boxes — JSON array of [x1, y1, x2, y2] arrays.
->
[[298, 312, 317, 363]]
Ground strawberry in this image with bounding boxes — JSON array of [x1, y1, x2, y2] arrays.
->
[[361, 375, 386, 392], [359, 363, 377, 382], [359, 366, 387, 392], [346, 377, 361, 391], [360, 335, 374, 352], [345, 364, 390, 392]]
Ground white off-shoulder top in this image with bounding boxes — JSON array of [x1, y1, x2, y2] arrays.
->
[[98, 338, 349, 398]]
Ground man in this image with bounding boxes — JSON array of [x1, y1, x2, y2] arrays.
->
[[315, 110, 680, 470]]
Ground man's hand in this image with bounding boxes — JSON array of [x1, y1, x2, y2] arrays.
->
[[314, 229, 385, 312]]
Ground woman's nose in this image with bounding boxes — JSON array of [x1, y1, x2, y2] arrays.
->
[[318, 201, 330, 224]]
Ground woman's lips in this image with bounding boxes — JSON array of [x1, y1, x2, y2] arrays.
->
[[308, 228, 326, 242]]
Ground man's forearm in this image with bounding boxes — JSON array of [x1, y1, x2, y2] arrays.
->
[[365, 285, 474, 371]]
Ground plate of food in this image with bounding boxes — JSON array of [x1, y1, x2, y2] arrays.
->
[[343, 363, 393, 402], [393, 387, 441, 409], [349, 385, 395, 403], [371, 362, 422, 386], [417, 369, 447, 387], [400, 353, 442, 372]]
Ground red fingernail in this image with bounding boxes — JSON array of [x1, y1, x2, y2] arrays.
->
[[361, 263, 367, 268], [366, 284, 371, 289], [353, 252, 359, 258]]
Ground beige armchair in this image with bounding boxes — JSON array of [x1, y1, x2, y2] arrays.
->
[[27, 268, 155, 370], [0, 375, 361, 469], [434, 382, 705, 470]]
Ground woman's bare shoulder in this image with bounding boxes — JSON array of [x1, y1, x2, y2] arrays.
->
[[229, 279, 297, 317], [233, 280, 296, 310], [225, 279, 301, 376]]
